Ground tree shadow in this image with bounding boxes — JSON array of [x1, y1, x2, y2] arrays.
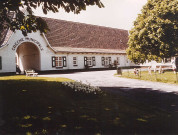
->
[[101, 86, 178, 112], [100, 86, 178, 134]]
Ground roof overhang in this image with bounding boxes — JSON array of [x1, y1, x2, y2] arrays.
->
[[53, 47, 126, 54]]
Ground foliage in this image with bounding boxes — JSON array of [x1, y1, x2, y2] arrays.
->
[[62, 81, 102, 95], [0, 0, 104, 37], [127, 0, 178, 64]]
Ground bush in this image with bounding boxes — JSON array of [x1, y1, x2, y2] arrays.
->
[[62, 81, 102, 95]]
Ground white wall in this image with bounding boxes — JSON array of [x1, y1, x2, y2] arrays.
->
[[0, 45, 16, 73], [0, 30, 56, 73], [53, 53, 133, 70]]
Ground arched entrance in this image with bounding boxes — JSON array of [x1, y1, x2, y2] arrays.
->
[[16, 42, 41, 72]]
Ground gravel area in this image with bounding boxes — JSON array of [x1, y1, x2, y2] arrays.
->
[[39, 70, 178, 93]]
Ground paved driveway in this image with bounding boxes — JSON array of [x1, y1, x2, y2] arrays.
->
[[39, 70, 178, 93]]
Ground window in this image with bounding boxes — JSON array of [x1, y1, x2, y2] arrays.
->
[[101, 57, 105, 66], [92, 57, 96, 66], [87, 57, 92, 66], [56, 57, 63, 67], [109, 57, 112, 65], [117, 57, 120, 65], [84, 56, 95, 67], [52, 56, 67, 68], [101, 57, 112, 66], [0, 56, 2, 70], [73, 57, 78, 66]]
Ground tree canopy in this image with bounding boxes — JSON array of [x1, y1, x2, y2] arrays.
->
[[0, 0, 104, 37], [127, 0, 178, 64]]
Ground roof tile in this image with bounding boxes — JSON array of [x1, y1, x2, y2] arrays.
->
[[43, 17, 128, 51]]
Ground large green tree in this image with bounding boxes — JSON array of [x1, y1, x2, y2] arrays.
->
[[0, 0, 104, 38], [127, 0, 178, 64]]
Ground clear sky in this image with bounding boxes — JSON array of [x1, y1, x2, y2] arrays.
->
[[34, 0, 147, 30]]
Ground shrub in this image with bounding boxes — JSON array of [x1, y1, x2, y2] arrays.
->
[[62, 81, 102, 95]]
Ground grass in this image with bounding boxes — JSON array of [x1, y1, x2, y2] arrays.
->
[[0, 75, 178, 134], [0, 75, 73, 82], [118, 70, 178, 84]]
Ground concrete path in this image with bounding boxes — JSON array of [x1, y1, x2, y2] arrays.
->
[[39, 70, 178, 93]]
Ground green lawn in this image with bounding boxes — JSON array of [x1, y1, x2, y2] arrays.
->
[[0, 75, 178, 134], [0, 75, 73, 82], [119, 70, 178, 84]]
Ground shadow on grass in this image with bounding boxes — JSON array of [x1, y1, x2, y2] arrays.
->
[[101, 86, 178, 112], [0, 80, 178, 135], [101, 86, 178, 134]]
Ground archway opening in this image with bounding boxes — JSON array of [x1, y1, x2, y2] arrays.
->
[[16, 42, 40, 72]]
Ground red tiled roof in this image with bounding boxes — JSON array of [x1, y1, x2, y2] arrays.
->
[[0, 12, 14, 47], [0, 29, 13, 47], [43, 17, 129, 51]]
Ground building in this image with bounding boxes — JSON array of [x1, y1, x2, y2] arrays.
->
[[0, 16, 135, 74]]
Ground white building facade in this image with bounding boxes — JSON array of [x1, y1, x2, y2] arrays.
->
[[0, 17, 135, 74]]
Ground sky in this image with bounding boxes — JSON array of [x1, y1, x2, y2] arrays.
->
[[34, 0, 148, 30]]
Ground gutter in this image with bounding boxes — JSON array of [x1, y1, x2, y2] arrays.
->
[[52, 51, 126, 54]]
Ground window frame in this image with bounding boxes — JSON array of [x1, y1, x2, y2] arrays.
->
[[102, 56, 112, 66], [87, 57, 92, 66], [63, 56, 67, 67], [92, 57, 96, 66], [117, 57, 120, 65], [55, 56, 63, 67], [52, 56, 56, 67], [52, 56, 67, 68], [84, 56, 95, 67], [105, 57, 109, 66], [101, 57, 105, 66], [73, 56, 78, 66]]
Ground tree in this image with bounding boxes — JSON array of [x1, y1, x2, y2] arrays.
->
[[127, 0, 178, 64], [0, 0, 104, 37]]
